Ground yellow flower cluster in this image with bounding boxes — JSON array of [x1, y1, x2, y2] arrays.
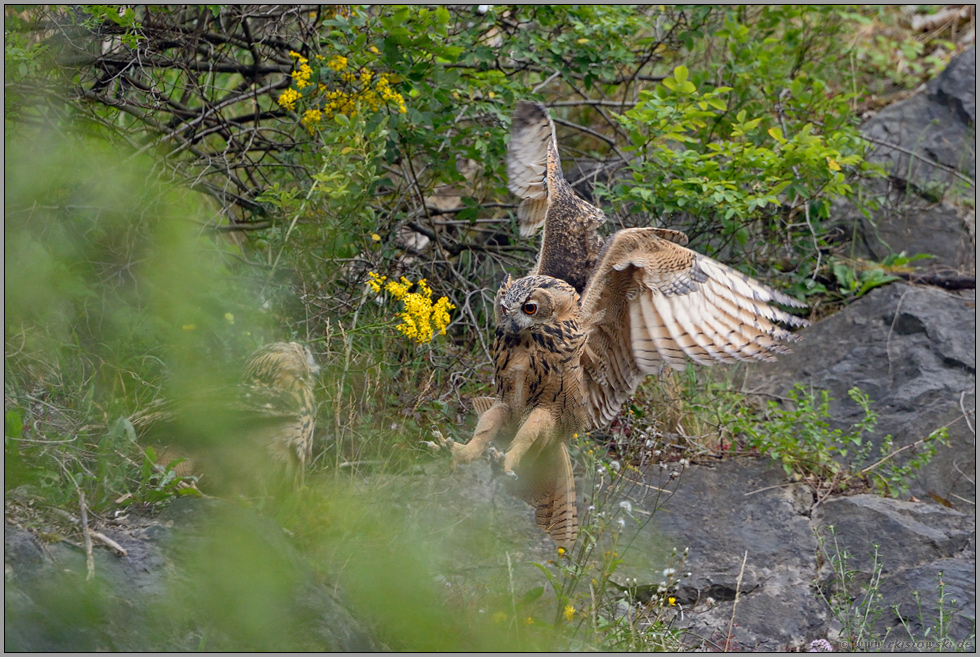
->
[[277, 48, 408, 126], [278, 87, 301, 111], [289, 51, 314, 89], [301, 108, 322, 128], [367, 272, 455, 345]]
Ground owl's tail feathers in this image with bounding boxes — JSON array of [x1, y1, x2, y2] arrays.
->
[[517, 442, 578, 549]]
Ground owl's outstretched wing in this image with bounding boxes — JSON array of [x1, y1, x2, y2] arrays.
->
[[578, 228, 808, 429], [507, 101, 554, 237], [132, 342, 318, 476], [507, 101, 605, 293]]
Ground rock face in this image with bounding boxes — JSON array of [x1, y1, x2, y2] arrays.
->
[[744, 282, 976, 509], [3, 499, 375, 652], [596, 460, 976, 651], [838, 47, 976, 275]]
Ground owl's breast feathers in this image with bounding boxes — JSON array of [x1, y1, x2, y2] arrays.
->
[[492, 313, 587, 433]]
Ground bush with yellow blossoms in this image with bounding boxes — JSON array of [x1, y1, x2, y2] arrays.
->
[[278, 49, 408, 131], [367, 272, 454, 346]]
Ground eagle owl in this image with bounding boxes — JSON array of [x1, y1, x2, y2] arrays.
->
[[133, 341, 319, 489], [449, 102, 807, 548]]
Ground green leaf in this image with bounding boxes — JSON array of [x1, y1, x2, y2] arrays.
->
[[521, 586, 544, 605], [4, 409, 24, 439], [673, 65, 689, 83]]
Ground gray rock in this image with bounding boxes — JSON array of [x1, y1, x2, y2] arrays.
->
[[745, 282, 976, 509], [878, 558, 976, 647], [863, 47, 975, 194], [813, 495, 973, 576], [838, 180, 976, 274], [3, 499, 375, 652], [928, 46, 976, 126], [812, 495, 975, 646], [836, 47, 976, 272], [605, 459, 827, 651]]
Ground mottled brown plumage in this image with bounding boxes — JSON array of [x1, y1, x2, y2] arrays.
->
[[133, 342, 319, 489], [449, 103, 808, 548], [508, 101, 605, 294]]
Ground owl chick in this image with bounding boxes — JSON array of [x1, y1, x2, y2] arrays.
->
[[133, 341, 319, 491], [448, 102, 808, 548]]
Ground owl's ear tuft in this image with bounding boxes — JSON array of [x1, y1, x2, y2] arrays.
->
[[499, 274, 513, 291]]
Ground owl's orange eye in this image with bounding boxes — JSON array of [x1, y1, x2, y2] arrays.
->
[[522, 302, 538, 316]]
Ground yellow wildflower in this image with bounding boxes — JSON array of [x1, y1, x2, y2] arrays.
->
[[563, 605, 575, 621], [369, 45, 380, 54], [367, 271, 387, 294], [367, 273, 455, 345], [302, 108, 322, 129], [668, 596, 676, 606], [327, 54, 348, 71], [277, 87, 301, 110], [292, 61, 314, 89]]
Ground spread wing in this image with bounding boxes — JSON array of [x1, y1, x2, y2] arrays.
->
[[578, 228, 808, 429], [507, 101, 555, 237], [132, 342, 317, 472], [507, 101, 605, 293]]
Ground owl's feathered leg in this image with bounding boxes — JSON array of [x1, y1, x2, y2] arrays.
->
[[501, 407, 555, 476], [450, 402, 511, 468], [500, 409, 578, 547]]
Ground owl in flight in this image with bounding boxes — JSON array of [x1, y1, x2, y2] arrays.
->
[[448, 102, 807, 548], [133, 341, 319, 490]]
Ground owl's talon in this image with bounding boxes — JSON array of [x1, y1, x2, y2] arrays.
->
[[423, 428, 458, 455], [487, 444, 504, 463]]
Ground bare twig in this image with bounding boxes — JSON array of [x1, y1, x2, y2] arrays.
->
[[812, 118, 976, 189], [77, 490, 95, 581], [724, 551, 749, 652]]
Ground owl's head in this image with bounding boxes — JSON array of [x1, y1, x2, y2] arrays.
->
[[494, 275, 580, 334]]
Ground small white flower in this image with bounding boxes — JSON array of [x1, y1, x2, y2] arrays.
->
[[663, 567, 676, 578], [618, 500, 632, 513], [616, 518, 626, 528], [679, 458, 689, 467], [610, 460, 621, 472], [808, 639, 834, 653], [477, 4, 492, 13]]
